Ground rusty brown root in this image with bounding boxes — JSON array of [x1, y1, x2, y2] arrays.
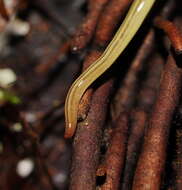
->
[[69, 78, 114, 190], [112, 29, 155, 119], [95, 0, 133, 46], [121, 110, 147, 190], [154, 16, 182, 54], [171, 124, 182, 189], [71, 0, 109, 52], [99, 112, 129, 190], [132, 54, 182, 190], [121, 54, 164, 190]]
